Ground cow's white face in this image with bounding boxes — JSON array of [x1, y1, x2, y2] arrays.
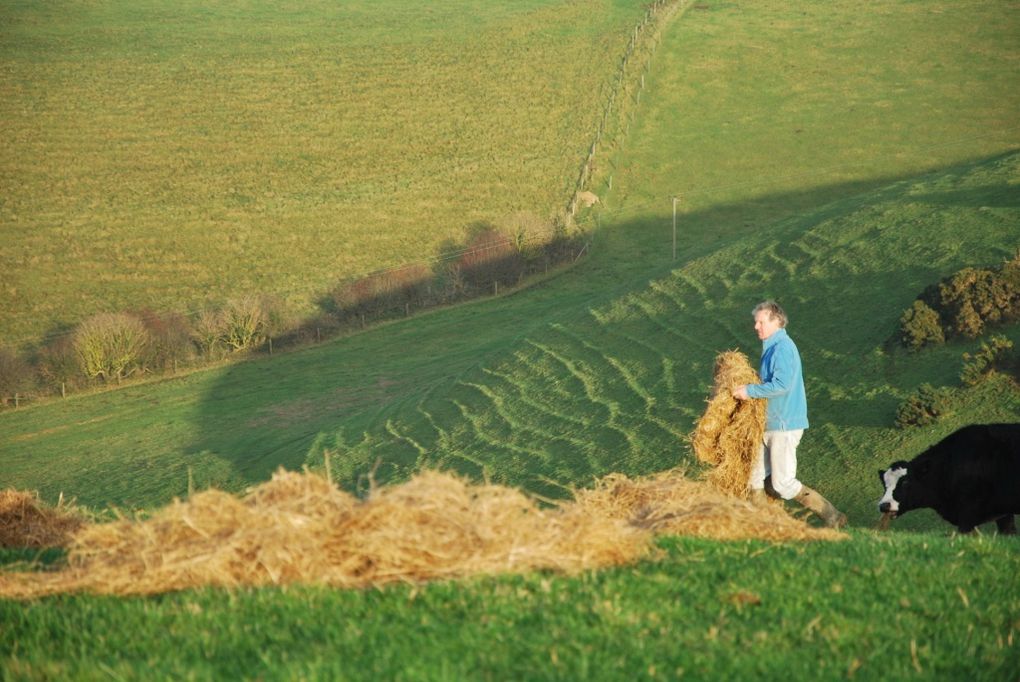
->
[[878, 466, 908, 514]]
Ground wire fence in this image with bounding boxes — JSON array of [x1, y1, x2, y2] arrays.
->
[[568, 0, 688, 217]]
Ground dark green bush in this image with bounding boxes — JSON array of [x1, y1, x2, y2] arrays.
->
[[900, 252, 1020, 350], [960, 334, 1015, 386], [895, 383, 953, 428], [899, 300, 944, 351]]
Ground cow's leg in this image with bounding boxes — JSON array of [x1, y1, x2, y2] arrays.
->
[[995, 515, 1017, 535]]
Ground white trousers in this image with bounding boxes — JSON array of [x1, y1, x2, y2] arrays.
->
[[749, 429, 804, 500]]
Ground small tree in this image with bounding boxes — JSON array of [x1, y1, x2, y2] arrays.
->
[[221, 296, 268, 352], [192, 309, 226, 359], [497, 211, 556, 261], [73, 312, 150, 382]]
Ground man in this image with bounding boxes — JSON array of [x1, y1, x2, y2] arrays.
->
[[732, 300, 847, 528]]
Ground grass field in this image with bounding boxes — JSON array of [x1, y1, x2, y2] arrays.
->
[[3, 145, 1017, 519], [0, 0, 650, 347], [3, 533, 1018, 680], [2, 0, 1019, 679]]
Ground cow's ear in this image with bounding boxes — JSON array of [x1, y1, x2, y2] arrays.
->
[[910, 460, 930, 478]]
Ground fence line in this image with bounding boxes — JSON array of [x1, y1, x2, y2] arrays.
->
[[0, 234, 593, 409], [5, 229, 590, 352], [568, 0, 690, 218]]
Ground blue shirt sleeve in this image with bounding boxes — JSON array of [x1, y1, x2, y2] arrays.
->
[[746, 342, 797, 399]]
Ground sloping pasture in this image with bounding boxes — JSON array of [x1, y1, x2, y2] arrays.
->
[[2, 152, 1017, 520], [1, 0, 1017, 522], [1, 0, 649, 345], [1, 0, 1019, 678]]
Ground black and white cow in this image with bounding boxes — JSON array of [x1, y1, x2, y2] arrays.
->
[[878, 423, 1020, 534]]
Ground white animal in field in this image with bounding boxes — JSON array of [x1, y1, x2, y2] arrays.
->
[[576, 191, 599, 208]]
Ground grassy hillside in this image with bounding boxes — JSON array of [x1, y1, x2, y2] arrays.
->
[[0, 0, 649, 346], [2, 1, 1019, 679], [1, 0, 1017, 522], [2, 151, 1017, 520]]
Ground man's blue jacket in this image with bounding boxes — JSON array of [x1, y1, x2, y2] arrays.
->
[[746, 327, 809, 432]]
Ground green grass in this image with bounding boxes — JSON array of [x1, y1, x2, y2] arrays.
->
[[3, 533, 1018, 680], [0, 0, 649, 346], [3, 151, 1017, 515], [1, 0, 1019, 678]]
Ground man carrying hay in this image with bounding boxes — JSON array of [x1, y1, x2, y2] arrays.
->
[[732, 300, 847, 528]]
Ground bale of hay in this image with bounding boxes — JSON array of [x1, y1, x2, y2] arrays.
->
[[690, 350, 766, 497], [0, 489, 87, 549], [573, 469, 844, 543]]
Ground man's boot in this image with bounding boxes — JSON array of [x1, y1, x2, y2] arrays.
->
[[749, 488, 769, 507], [794, 485, 848, 528]]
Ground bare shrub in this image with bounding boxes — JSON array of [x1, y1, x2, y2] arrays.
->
[[0, 348, 37, 405], [497, 211, 556, 260], [191, 309, 225, 359], [331, 263, 433, 320], [457, 228, 524, 289], [137, 310, 195, 371], [38, 336, 81, 391], [221, 296, 268, 352], [438, 263, 468, 303], [259, 294, 293, 341], [388, 263, 434, 309], [73, 313, 151, 382]]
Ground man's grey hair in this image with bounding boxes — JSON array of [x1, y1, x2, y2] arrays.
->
[[752, 300, 788, 327]]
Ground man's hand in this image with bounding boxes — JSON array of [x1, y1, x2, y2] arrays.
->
[[732, 385, 750, 401]]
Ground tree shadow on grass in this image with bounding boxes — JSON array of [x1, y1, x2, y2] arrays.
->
[[185, 152, 1020, 500]]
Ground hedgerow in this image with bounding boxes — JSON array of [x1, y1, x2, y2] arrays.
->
[[1, 223, 588, 407]]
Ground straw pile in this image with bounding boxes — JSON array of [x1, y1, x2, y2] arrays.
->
[[0, 469, 649, 599], [0, 489, 87, 549], [691, 350, 767, 497], [573, 469, 844, 542], [0, 462, 845, 600]]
